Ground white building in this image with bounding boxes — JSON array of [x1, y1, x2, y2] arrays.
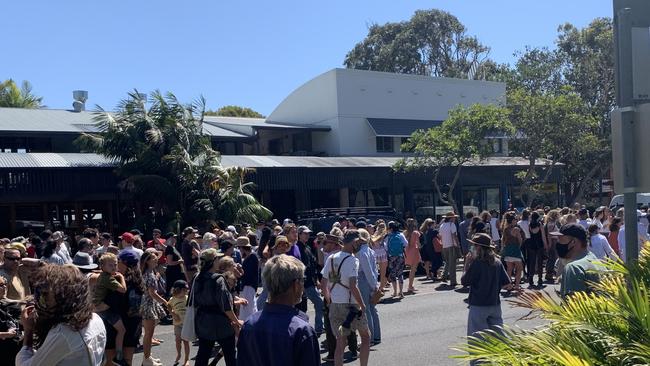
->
[[265, 68, 506, 156]]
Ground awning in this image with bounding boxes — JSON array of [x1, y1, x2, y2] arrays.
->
[[366, 118, 442, 137]]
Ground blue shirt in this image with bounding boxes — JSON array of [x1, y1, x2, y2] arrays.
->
[[357, 244, 378, 289], [237, 303, 320, 366]]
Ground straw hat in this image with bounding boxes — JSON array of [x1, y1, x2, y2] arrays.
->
[[443, 211, 459, 218]]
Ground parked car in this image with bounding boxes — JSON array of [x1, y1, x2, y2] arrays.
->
[[609, 193, 650, 211]]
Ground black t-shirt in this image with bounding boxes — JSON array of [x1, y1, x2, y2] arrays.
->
[[461, 258, 510, 306], [165, 245, 183, 276], [181, 240, 199, 271]]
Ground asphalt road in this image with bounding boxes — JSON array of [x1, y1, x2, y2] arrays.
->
[[132, 276, 557, 366]]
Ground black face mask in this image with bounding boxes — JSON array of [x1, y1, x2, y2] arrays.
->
[[556, 242, 572, 258]]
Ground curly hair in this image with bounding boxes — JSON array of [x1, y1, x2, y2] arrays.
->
[[31, 264, 93, 347]]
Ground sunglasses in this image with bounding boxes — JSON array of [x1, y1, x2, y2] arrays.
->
[[4, 256, 20, 262], [0, 283, 6, 288]]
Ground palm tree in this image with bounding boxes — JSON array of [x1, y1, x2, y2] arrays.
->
[[453, 247, 650, 365], [0, 79, 44, 108], [77, 90, 271, 229], [215, 167, 272, 224]]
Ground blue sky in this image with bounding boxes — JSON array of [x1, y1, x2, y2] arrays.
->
[[3, 1, 612, 115]]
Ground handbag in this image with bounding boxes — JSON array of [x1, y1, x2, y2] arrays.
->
[[181, 278, 198, 342]]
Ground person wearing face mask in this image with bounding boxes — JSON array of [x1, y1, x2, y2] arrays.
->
[[550, 223, 605, 298], [236, 254, 320, 366]]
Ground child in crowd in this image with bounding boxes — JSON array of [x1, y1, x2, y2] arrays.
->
[[168, 280, 190, 366], [94, 253, 128, 366]]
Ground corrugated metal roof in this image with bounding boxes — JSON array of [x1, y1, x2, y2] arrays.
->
[[0, 108, 96, 133], [0, 153, 114, 168], [366, 118, 443, 137], [204, 116, 330, 130], [0, 108, 249, 138], [218, 155, 547, 168], [0, 153, 553, 169], [201, 123, 249, 138]]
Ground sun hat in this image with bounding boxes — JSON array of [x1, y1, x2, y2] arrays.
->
[[5, 242, 26, 256], [297, 225, 312, 235], [443, 211, 459, 218], [72, 252, 98, 270], [357, 228, 370, 243], [467, 233, 496, 248], [324, 234, 342, 244], [236, 236, 252, 248], [200, 248, 225, 264]]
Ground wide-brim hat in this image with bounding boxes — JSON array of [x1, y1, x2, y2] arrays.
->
[[72, 252, 98, 270], [467, 233, 495, 248], [236, 236, 252, 248], [324, 234, 342, 244], [443, 211, 459, 218]]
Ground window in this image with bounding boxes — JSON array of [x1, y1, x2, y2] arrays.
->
[[376, 137, 394, 153], [492, 139, 503, 154]]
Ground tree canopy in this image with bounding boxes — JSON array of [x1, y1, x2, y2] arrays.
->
[[77, 91, 271, 229], [344, 9, 493, 79], [397, 104, 513, 213], [204, 105, 265, 118], [0, 79, 44, 108]]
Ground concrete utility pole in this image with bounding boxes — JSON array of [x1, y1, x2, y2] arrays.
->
[[612, 0, 650, 263]]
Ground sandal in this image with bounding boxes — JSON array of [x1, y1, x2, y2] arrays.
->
[[398, 293, 405, 299]]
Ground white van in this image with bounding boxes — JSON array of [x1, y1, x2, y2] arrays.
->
[[609, 193, 650, 210]]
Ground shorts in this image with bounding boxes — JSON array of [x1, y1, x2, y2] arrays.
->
[[328, 303, 369, 338], [503, 256, 523, 263], [174, 325, 183, 338], [97, 310, 122, 326]]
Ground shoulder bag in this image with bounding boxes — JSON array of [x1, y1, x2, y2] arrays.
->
[[181, 277, 198, 342]]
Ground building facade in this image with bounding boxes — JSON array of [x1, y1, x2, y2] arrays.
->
[[0, 68, 561, 236]]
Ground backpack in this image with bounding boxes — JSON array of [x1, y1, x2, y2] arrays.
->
[[127, 287, 143, 318], [387, 233, 405, 257]]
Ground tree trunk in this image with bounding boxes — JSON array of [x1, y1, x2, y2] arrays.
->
[[567, 164, 602, 205], [433, 165, 462, 214]]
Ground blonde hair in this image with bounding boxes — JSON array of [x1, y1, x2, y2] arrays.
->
[[216, 256, 236, 273], [419, 218, 434, 233], [371, 222, 386, 243], [99, 252, 117, 266], [262, 254, 305, 300], [545, 209, 560, 224]]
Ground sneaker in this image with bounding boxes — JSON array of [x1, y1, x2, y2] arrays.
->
[[142, 357, 162, 366], [348, 350, 358, 360], [322, 355, 335, 362], [113, 358, 129, 366], [372, 339, 381, 346]]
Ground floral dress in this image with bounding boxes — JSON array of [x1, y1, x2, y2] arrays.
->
[[140, 269, 166, 320]]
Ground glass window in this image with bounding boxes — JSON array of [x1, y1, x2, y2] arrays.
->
[[376, 137, 394, 153], [486, 188, 501, 213]]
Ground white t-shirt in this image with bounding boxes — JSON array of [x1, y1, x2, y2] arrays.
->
[[517, 220, 530, 239], [588, 233, 616, 260], [321, 251, 359, 305], [618, 224, 650, 262], [578, 219, 591, 230], [439, 222, 457, 248], [490, 218, 501, 241], [16, 313, 106, 366], [57, 243, 73, 264]]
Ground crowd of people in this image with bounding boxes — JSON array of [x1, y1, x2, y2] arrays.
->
[[0, 202, 645, 366]]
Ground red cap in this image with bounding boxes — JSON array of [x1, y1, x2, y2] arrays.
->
[[121, 232, 135, 244]]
